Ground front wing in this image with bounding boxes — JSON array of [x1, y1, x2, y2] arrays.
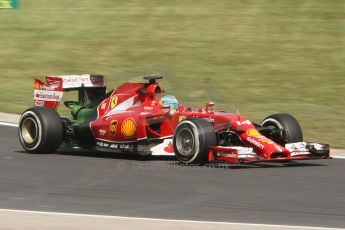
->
[[208, 142, 330, 164]]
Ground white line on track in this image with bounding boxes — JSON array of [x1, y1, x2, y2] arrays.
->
[[332, 156, 345, 159], [0, 118, 344, 228], [0, 121, 19, 127], [0, 208, 343, 230]]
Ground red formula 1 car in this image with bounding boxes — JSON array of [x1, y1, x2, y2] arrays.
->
[[18, 74, 330, 165]]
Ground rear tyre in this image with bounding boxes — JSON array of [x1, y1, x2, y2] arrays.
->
[[18, 107, 64, 153], [261, 113, 303, 145], [173, 118, 217, 165]]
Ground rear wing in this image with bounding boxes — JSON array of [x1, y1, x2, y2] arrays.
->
[[34, 74, 106, 110]]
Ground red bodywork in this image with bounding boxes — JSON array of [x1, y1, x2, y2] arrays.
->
[[88, 81, 329, 163], [34, 76, 330, 163]]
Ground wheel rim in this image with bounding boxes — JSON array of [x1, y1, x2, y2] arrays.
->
[[262, 118, 283, 129], [176, 128, 195, 157], [21, 117, 38, 145], [262, 118, 287, 144]]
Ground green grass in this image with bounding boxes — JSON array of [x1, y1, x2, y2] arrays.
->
[[0, 0, 344, 147]]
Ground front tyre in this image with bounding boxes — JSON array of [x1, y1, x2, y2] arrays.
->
[[18, 107, 64, 153], [173, 118, 217, 165], [261, 113, 303, 145]]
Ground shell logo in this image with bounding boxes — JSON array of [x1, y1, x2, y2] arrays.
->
[[121, 118, 137, 138], [111, 96, 118, 108], [247, 128, 261, 137], [109, 120, 118, 136]]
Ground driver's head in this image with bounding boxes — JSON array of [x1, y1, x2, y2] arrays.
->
[[161, 95, 179, 111]]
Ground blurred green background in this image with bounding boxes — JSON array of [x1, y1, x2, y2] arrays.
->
[[0, 0, 344, 147]]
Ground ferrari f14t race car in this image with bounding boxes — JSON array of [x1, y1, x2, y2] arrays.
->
[[18, 74, 330, 164]]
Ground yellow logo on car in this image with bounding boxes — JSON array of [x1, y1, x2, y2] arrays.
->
[[109, 120, 118, 136], [111, 96, 118, 108], [121, 118, 137, 138], [179, 116, 186, 122], [34, 82, 40, 90], [261, 138, 273, 143], [247, 129, 261, 137]]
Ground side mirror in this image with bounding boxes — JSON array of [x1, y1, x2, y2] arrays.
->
[[206, 102, 214, 113]]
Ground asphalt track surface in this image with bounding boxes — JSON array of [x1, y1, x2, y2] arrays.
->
[[0, 125, 344, 228]]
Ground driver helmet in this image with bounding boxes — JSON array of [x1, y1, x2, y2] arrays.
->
[[161, 95, 179, 111]]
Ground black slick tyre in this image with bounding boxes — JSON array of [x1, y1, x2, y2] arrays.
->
[[261, 113, 303, 145], [173, 118, 217, 165], [18, 107, 64, 153]]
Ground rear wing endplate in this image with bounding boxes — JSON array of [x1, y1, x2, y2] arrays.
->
[[34, 74, 106, 110]]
